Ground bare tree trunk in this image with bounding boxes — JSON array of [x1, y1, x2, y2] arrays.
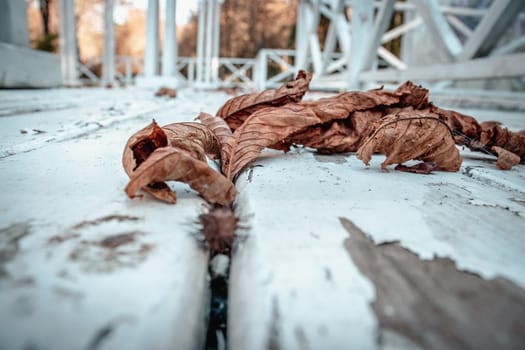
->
[[39, 0, 51, 34]]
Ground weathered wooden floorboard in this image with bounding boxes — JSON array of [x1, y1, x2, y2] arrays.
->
[[229, 147, 525, 350], [0, 88, 231, 350]]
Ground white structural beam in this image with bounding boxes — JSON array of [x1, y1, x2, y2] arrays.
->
[[212, 0, 221, 84], [412, 0, 462, 59], [348, 0, 373, 89], [196, 0, 205, 83], [58, 0, 79, 86], [162, 0, 177, 78], [362, 0, 395, 71], [360, 53, 525, 82], [102, 0, 116, 86], [205, 0, 213, 84], [458, 0, 525, 61], [144, 0, 159, 77], [321, 0, 344, 74], [196, 0, 221, 87], [295, 0, 323, 74]]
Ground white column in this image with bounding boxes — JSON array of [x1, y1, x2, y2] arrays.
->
[[205, 0, 214, 84], [162, 0, 177, 77], [196, 0, 206, 84], [295, 0, 309, 72], [102, 0, 116, 86], [144, 0, 159, 77], [211, 0, 221, 84], [59, 0, 79, 86]]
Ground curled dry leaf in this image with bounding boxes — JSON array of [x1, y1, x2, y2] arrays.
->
[[122, 120, 223, 204], [125, 147, 236, 206], [122, 120, 167, 175], [197, 112, 233, 163], [479, 122, 525, 161], [492, 146, 520, 170], [122, 120, 176, 203], [356, 112, 462, 172], [217, 70, 313, 130]]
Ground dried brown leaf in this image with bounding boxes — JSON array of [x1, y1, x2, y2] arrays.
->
[[155, 87, 177, 98], [223, 103, 326, 180], [217, 70, 313, 130], [427, 106, 481, 145], [479, 122, 525, 161], [492, 146, 521, 170], [122, 120, 176, 203], [394, 81, 430, 109], [162, 122, 221, 161], [223, 87, 422, 179], [125, 147, 236, 206], [197, 112, 233, 163], [122, 121, 222, 204], [356, 112, 462, 172], [285, 110, 383, 154], [122, 120, 168, 176]]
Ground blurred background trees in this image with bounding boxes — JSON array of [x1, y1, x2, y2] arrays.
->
[[27, 0, 299, 62]]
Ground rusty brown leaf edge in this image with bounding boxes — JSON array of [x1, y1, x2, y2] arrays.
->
[[125, 147, 236, 206]]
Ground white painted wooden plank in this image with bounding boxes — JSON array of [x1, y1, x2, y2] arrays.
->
[[0, 88, 232, 350], [359, 53, 525, 82], [229, 134, 525, 348], [0, 88, 233, 159]]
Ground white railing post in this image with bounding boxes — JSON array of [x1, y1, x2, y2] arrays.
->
[[125, 57, 132, 85], [144, 0, 159, 77], [102, 0, 116, 86], [196, 0, 205, 85], [256, 50, 268, 91], [59, 0, 80, 86], [162, 0, 177, 81]]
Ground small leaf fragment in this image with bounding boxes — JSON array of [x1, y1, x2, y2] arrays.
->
[[395, 162, 440, 174], [492, 146, 520, 170]]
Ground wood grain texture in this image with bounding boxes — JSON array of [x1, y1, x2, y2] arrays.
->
[[0, 89, 231, 350]]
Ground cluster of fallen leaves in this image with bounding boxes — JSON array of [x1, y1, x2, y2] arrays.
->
[[122, 72, 524, 250]]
